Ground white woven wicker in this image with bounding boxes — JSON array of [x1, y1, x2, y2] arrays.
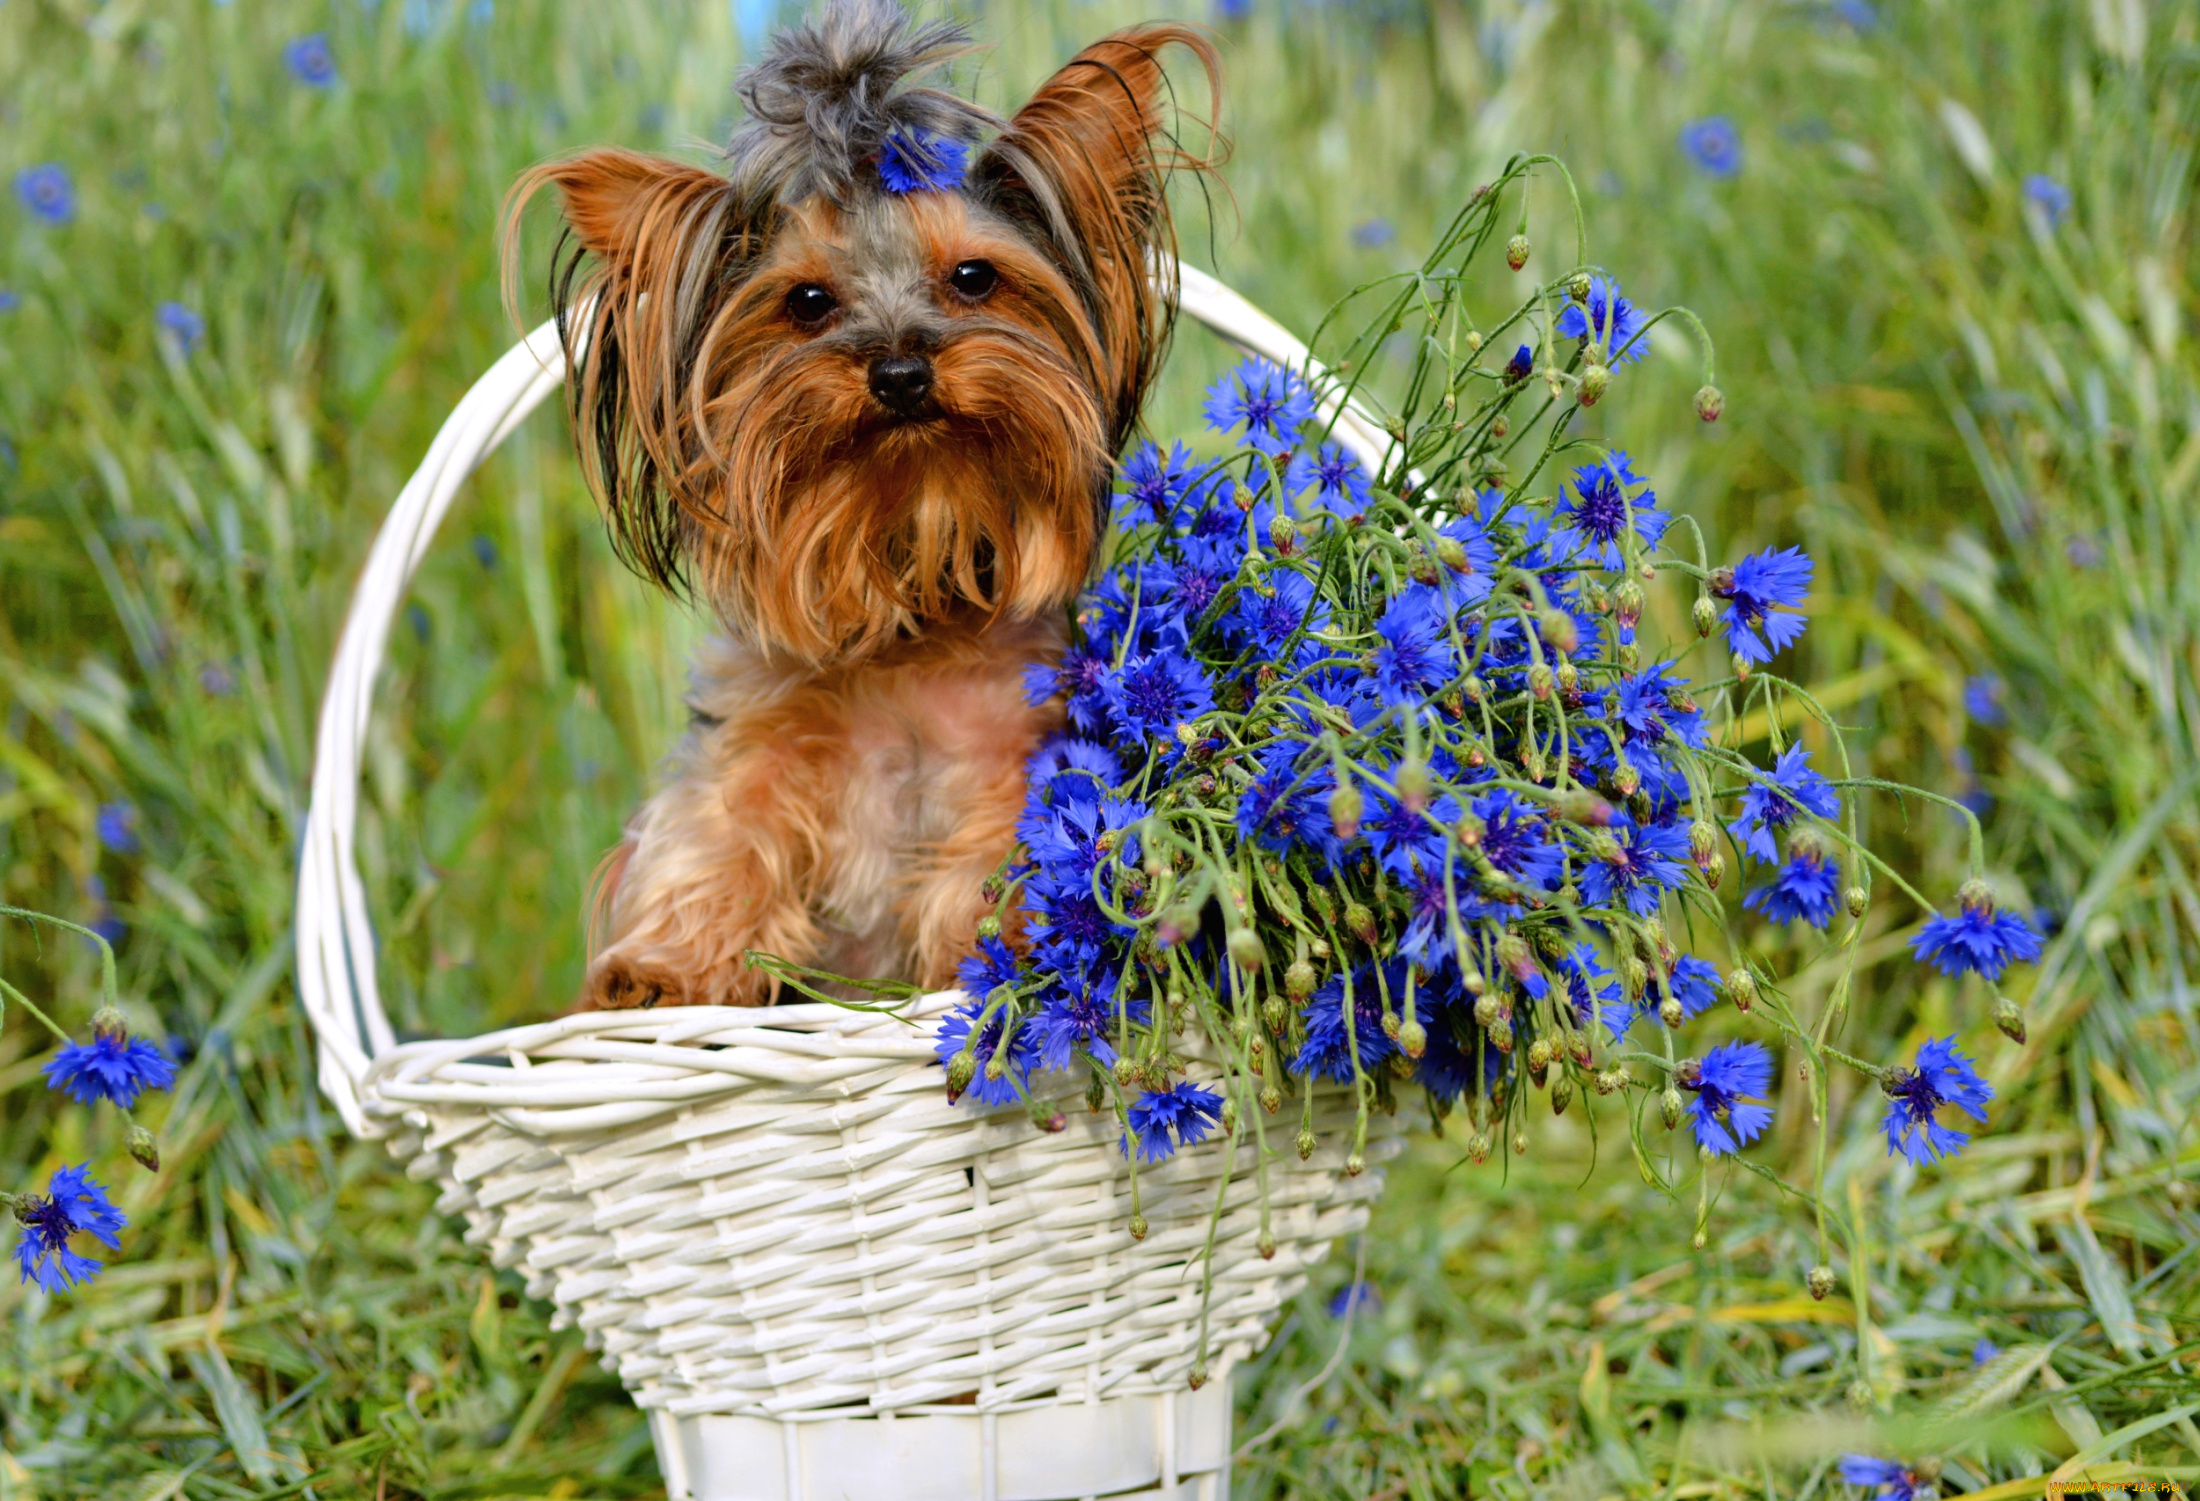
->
[[294, 264, 1408, 1501]]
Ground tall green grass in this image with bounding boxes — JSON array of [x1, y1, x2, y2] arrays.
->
[[1, 2, 2193, 1497]]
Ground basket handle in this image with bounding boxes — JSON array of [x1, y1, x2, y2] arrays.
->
[[294, 263, 1396, 1138]]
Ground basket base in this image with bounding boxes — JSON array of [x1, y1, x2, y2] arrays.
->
[[652, 1381, 1232, 1501]]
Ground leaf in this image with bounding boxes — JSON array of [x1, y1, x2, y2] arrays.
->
[[1928, 1342, 2051, 1420], [2053, 1217, 2149, 1358], [183, 1344, 276, 1486], [2050, 1401, 2200, 1483]]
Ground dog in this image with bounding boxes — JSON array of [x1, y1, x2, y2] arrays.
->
[[506, 1, 1220, 1008]]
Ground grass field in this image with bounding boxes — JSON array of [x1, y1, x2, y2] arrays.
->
[[3, 1, 2197, 1497]]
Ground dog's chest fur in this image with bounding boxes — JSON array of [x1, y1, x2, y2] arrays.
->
[[681, 617, 1058, 982]]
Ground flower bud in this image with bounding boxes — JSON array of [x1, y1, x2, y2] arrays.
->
[[1957, 877, 1997, 914], [1189, 1364, 1208, 1390], [1994, 996, 2027, 1044], [1594, 1066, 1628, 1095], [1505, 233, 1530, 271], [1466, 1129, 1493, 1164], [1660, 1086, 1684, 1130], [90, 1006, 127, 1041], [1844, 885, 1869, 918], [1465, 329, 1484, 351], [1612, 760, 1641, 798], [1496, 931, 1534, 978], [1807, 1264, 1837, 1301], [1512, 1131, 1529, 1156], [1330, 783, 1363, 841], [1296, 1127, 1317, 1160], [1845, 1379, 1874, 1411], [1556, 790, 1615, 827], [1284, 960, 1316, 1001], [1344, 901, 1378, 946], [1565, 272, 1591, 301], [1397, 1017, 1427, 1059], [1622, 956, 1649, 998], [1550, 1074, 1574, 1116], [1704, 851, 1727, 889], [1113, 1054, 1139, 1087], [1659, 997, 1685, 1029], [1616, 640, 1641, 671], [1345, 1151, 1365, 1176], [1462, 674, 1487, 704], [1394, 758, 1431, 814], [127, 1125, 160, 1173], [1691, 595, 1718, 639], [1258, 1232, 1277, 1260], [1724, 969, 1756, 1013], [1694, 384, 1725, 423], [1611, 580, 1645, 629], [1130, 1213, 1149, 1241], [1528, 662, 1554, 700], [1689, 820, 1717, 867], [1228, 928, 1266, 971], [1537, 607, 1579, 655], [1268, 511, 1298, 552], [1555, 657, 1579, 695], [976, 914, 1002, 941], [1732, 651, 1753, 682], [1033, 1106, 1067, 1133], [1525, 1037, 1554, 1082], [1435, 537, 1471, 574], [982, 874, 1006, 901], [946, 1050, 976, 1102], [1472, 992, 1500, 1027], [1488, 1015, 1514, 1052], [984, 1049, 1009, 1081], [1576, 362, 1609, 407]]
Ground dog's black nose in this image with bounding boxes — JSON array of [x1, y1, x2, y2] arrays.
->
[[868, 354, 935, 415]]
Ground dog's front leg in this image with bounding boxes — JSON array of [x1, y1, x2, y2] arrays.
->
[[582, 708, 841, 1009]]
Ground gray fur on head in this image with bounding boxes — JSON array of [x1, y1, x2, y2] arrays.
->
[[727, 0, 1000, 212]]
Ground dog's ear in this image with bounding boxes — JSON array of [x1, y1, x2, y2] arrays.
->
[[505, 149, 754, 595], [976, 25, 1223, 449]]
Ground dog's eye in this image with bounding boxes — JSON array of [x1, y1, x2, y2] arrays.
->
[[949, 260, 998, 300], [785, 284, 838, 326]]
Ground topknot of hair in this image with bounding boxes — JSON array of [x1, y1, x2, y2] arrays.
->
[[727, 0, 1000, 209]]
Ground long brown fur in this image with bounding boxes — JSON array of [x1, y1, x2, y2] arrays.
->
[[501, 8, 1222, 1007]]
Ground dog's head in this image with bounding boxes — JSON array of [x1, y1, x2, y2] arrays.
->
[[511, 1, 1220, 664]]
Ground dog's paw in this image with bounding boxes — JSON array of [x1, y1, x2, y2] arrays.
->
[[579, 954, 694, 1012]]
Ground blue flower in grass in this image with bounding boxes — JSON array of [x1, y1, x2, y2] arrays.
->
[[16, 164, 76, 225], [878, 127, 969, 194], [156, 303, 205, 354], [285, 33, 338, 88], [2023, 174, 2071, 227], [1839, 1456, 1926, 1500], [1911, 884, 2043, 982], [15, 1165, 125, 1293], [1284, 443, 1372, 514], [1679, 1040, 1773, 1156], [1102, 648, 1213, 743], [1124, 1080, 1224, 1162], [1117, 441, 1200, 528], [1680, 116, 1743, 177], [1744, 846, 1841, 928], [1555, 276, 1648, 363], [1328, 1279, 1379, 1316], [1713, 546, 1813, 664], [1881, 1036, 1993, 1166], [1371, 587, 1457, 706], [45, 1029, 176, 1109], [1640, 955, 1722, 1029], [1555, 451, 1664, 564]]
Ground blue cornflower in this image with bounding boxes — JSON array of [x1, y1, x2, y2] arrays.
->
[[0, 290, 21, 313], [16, 164, 76, 225], [877, 127, 969, 194], [1158, 535, 1236, 623], [1882, 1036, 1993, 1166], [1102, 647, 1213, 742], [1328, 1279, 1380, 1316], [1117, 441, 1199, 527], [1973, 1337, 2001, 1365], [1555, 277, 1648, 364], [1614, 663, 1708, 763], [1362, 778, 1462, 882], [1237, 742, 1340, 863], [284, 33, 338, 88], [1027, 737, 1120, 801], [1728, 744, 1841, 862], [956, 934, 1022, 1001], [1026, 638, 1115, 736], [1714, 546, 1813, 664], [1229, 569, 1330, 658], [44, 1029, 176, 1109], [1680, 116, 1743, 178], [934, 994, 1034, 1107], [1031, 968, 1147, 1070], [1203, 357, 1315, 457], [1830, 0, 1878, 29], [155, 302, 205, 354], [1641, 955, 1722, 1028], [1371, 587, 1457, 706], [1743, 847, 1841, 928], [1839, 1457, 1926, 1501], [1964, 674, 2006, 724], [1502, 344, 1534, 384], [14, 1165, 125, 1294], [2023, 174, 2071, 227], [1576, 812, 1692, 917], [1680, 1041, 1774, 1156], [1350, 218, 1394, 249], [1124, 1080, 1224, 1162], [1294, 968, 1400, 1082], [1470, 788, 1565, 890], [1423, 513, 1498, 610], [95, 802, 140, 854], [1911, 885, 2044, 982], [1284, 443, 1372, 514], [1555, 452, 1665, 564], [1548, 946, 1629, 1039]]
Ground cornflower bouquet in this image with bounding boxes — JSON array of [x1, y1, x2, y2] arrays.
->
[[931, 156, 2043, 1292]]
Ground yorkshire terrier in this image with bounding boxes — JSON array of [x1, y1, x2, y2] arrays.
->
[[509, 1, 1220, 1008]]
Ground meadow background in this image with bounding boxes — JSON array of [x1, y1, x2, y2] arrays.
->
[[3, 0, 2198, 1496]]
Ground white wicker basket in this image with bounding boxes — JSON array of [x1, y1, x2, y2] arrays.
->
[[294, 265, 1408, 1501]]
